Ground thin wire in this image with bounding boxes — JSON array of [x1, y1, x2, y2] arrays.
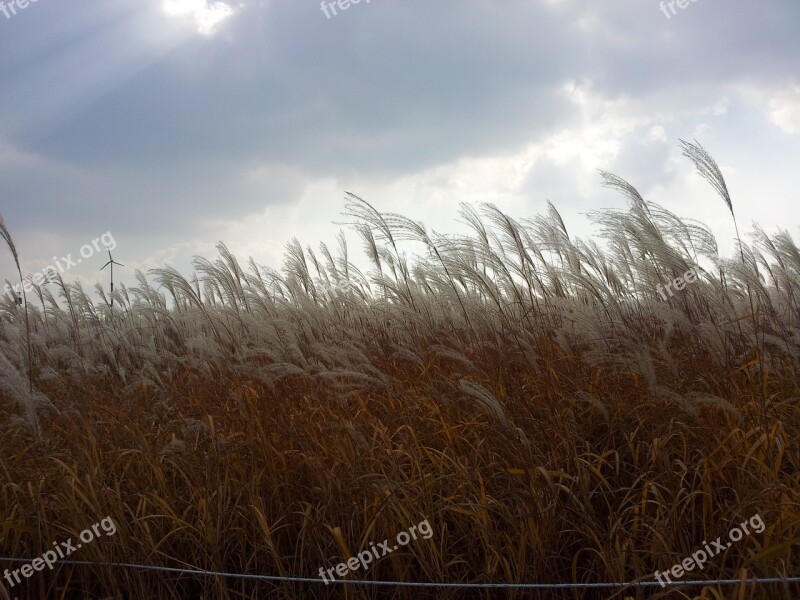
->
[[0, 557, 797, 589]]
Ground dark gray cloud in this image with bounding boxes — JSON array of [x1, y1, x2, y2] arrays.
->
[[1, 0, 799, 288]]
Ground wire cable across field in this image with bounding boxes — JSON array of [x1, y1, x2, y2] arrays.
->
[[0, 557, 797, 589]]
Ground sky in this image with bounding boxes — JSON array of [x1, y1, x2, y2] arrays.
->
[[1, 0, 799, 299]]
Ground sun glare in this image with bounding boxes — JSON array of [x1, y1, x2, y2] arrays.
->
[[162, 0, 234, 35]]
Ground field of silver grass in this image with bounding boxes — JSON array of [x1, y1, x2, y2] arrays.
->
[[1, 141, 798, 599]]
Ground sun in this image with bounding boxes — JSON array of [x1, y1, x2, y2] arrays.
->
[[161, 0, 235, 35]]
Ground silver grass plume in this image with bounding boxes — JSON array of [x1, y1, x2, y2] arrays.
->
[[0, 213, 47, 438], [680, 139, 733, 217], [680, 139, 764, 417]]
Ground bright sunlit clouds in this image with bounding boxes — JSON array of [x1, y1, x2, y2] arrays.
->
[[1, 1, 799, 295], [162, 0, 234, 35], [767, 85, 800, 134]]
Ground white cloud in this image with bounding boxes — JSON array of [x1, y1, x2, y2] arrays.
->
[[162, 0, 234, 35], [767, 85, 800, 134], [648, 126, 668, 143]]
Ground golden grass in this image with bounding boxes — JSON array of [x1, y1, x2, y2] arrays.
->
[[0, 327, 797, 599], [1, 156, 800, 598]]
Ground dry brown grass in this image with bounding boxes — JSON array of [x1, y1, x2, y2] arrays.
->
[[1, 152, 799, 599]]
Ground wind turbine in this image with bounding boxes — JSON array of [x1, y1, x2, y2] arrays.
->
[[100, 249, 124, 307]]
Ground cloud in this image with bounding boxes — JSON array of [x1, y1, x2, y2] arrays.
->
[[767, 85, 800, 134], [1, 0, 799, 293], [162, 0, 234, 35]]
